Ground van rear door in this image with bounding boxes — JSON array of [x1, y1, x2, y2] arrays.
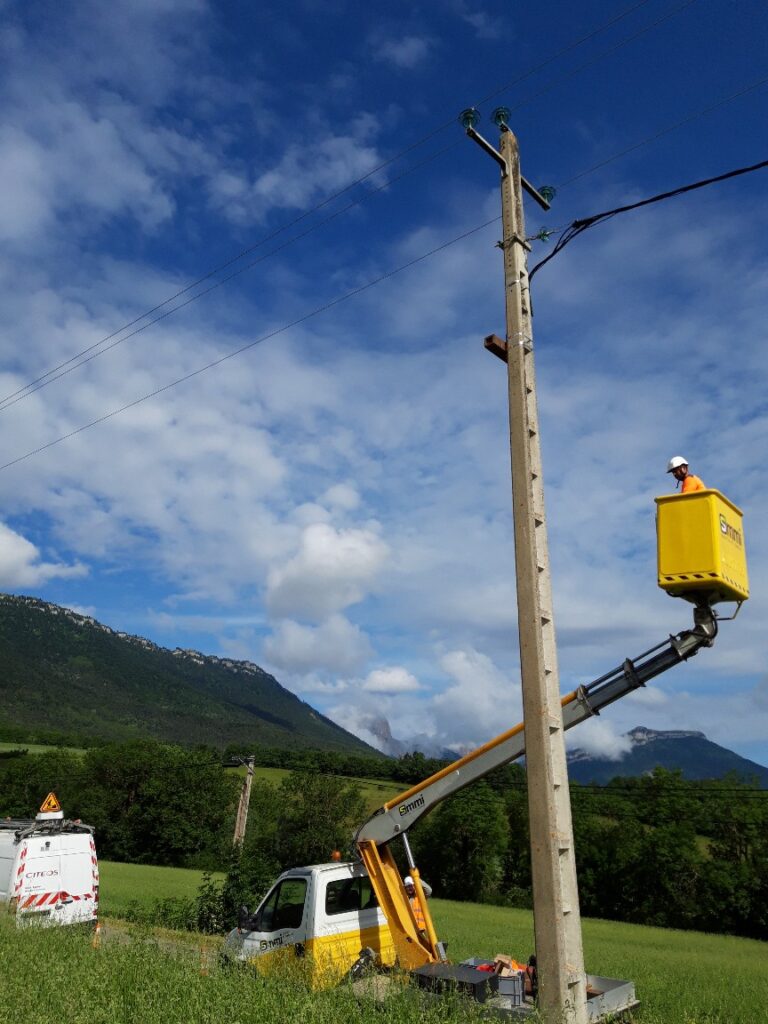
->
[[18, 839, 61, 922], [52, 834, 97, 924]]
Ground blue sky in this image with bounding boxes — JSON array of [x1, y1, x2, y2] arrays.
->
[[1, 0, 767, 765]]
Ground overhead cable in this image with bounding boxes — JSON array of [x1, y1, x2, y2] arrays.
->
[[0, 0, 692, 412], [0, 218, 499, 472], [530, 156, 768, 280], [0, 141, 459, 415], [3, 146, 767, 472]]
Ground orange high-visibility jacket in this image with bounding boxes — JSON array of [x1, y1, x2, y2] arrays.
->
[[410, 895, 426, 929], [681, 474, 705, 493]]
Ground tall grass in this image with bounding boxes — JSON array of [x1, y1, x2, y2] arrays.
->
[[27, 860, 765, 1024], [0, 919, 478, 1024], [2, 905, 766, 1024], [433, 896, 768, 1024]]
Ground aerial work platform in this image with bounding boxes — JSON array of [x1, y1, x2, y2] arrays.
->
[[656, 489, 748, 604]]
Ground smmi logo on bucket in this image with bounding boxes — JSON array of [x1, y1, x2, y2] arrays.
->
[[719, 514, 743, 547]]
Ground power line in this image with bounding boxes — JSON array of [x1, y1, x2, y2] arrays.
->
[[530, 156, 768, 280], [0, 0, 695, 413], [559, 74, 768, 189], [0, 141, 459, 415], [3, 140, 767, 473], [29, 70, 765, 422], [497, 779, 768, 798], [0, 218, 499, 472]]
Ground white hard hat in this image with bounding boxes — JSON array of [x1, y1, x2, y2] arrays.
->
[[667, 455, 689, 473], [404, 876, 414, 887]]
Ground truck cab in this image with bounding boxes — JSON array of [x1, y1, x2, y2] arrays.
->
[[223, 861, 397, 986]]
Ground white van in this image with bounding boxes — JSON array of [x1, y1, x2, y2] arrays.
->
[[0, 795, 99, 926]]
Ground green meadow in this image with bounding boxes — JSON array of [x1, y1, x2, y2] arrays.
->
[[0, 862, 740, 1024], [2, 897, 766, 1024], [434, 898, 767, 1024], [98, 861, 225, 920], [231, 765, 402, 810], [0, 741, 85, 756]]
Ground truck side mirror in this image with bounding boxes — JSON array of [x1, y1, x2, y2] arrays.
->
[[237, 905, 250, 930]]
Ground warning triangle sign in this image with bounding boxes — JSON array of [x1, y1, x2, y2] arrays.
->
[[39, 792, 62, 813]]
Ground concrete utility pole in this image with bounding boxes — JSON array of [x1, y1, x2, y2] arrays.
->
[[463, 108, 587, 1024], [233, 755, 255, 847]]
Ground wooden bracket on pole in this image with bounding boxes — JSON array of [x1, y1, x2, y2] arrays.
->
[[484, 333, 508, 363]]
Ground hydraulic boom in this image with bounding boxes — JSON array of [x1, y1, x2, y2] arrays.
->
[[356, 604, 718, 967]]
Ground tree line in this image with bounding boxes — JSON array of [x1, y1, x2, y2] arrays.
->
[[0, 742, 237, 868], [411, 763, 768, 941], [1, 742, 765, 939]]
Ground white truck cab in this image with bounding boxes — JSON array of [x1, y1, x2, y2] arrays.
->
[[223, 861, 397, 986], [0, 795, 99, 927]]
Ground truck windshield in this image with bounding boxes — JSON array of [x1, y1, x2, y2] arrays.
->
[[257, 878, 307, 932]]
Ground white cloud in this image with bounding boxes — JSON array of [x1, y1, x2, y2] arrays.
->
[[431, 648, 519, 748], [62, 602, 97, 618], [283, 673, 350, 696], [375, 35, 432, 70], [322, 483, 360, 512], [208, 133, 385, 224], [624, 685, 669, 707], [266, 522, 389, 621], [450, 1, 504, 39], [362, 666, 421, 694], [263, 614, 372, 675], [0, 522, 86, 587], [566, 719, 633, 761], [326, 704, 391, 754]]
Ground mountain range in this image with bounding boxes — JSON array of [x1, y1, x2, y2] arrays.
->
[[567, 726, 768, 787], [0, 594, 375, 754], [2, 593, 766, 785]]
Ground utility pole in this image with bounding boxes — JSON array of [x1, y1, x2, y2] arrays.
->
[[462, 107, 587, 1024], [233, 755, 255, 847]]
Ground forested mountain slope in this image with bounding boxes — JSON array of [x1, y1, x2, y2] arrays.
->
[[0, 594, 375, 753]]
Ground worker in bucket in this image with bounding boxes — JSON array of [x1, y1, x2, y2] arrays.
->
[[667, 456, 705, 493]]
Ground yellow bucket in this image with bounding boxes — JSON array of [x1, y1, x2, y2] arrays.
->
[[655, 489, 748, 604]]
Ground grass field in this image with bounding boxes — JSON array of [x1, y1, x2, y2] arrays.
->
[[2, 895, 766, 1024], [230, 765, 401, 810], [3, 745, 402, 811], [433, 898, 767, 1024], [0, 741, 85, 756], [71, 861, 768, 1023], [98, 861, 224, 920]]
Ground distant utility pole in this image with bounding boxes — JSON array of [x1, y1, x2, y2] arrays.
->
[[233, 755, 255, 847], [462, 107, 587, 1024]]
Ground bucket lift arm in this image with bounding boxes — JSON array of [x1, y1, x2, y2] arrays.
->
[[356, 605, 717, 967]]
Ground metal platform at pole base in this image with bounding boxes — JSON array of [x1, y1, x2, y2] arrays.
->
[[412, 964, 638, 1022], [486, 975, 638, 1022]]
